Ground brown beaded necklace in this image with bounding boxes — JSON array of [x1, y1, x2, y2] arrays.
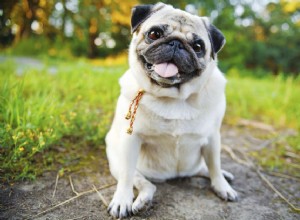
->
[[125, 89, 145, 134]]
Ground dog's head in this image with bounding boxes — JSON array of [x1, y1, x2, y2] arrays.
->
[[129, 3, 225, 88]]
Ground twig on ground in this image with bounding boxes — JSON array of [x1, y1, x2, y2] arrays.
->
[[69, 175, 79, 196], [285, 151, 300, 160], [255, 168, 300, 213], [238, 118, 275, 132], [224, 144, 300, 213], [52, 172, 59, 198], [289, 163, 300, 170], [32, 182, 116, 218], [267, 171, 300, 182], [222, 144, 251, 167], [254, 133, 291, 151], [92, 184, 108, 207], [66, 215, 88, 220], [256, 138, 277, 150]]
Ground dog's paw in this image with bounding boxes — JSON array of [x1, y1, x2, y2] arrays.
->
[[211, 177, 238, 202], [107, 189, 134, 219], [132, 184, 156, 214], [221, 169, 234, 182]]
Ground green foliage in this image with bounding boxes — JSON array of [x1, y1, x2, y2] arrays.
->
[[193, 0, 300, 75], [0, 59, 124, 181], [225, 68, 300, 174], [1, 0, 299, 75], [225, 68, 300, 130], [4, 36, 73, 60]]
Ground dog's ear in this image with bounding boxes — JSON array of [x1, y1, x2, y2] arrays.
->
[[209, 24, 225, 56], [131, 4, 153, 33], [202, 18, 226, 59]]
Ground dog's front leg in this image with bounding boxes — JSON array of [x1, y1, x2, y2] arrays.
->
[[108, 133, 142, 218], [203, 131, 238, 201]]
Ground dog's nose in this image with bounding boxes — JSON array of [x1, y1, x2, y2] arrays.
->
[[168, 40, 184, 49]]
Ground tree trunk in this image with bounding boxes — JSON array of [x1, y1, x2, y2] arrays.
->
[[61, 0, 67, 39], [88, 18, 98, 58], [14, 0, 33, 44]]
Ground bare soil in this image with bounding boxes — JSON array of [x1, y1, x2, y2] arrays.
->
[[1, 125, 299, 220]]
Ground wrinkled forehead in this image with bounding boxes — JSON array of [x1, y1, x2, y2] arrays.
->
[[140, 7, 209, 41]]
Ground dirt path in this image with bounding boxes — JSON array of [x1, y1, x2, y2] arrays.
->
[[1, 126, 299, 220]]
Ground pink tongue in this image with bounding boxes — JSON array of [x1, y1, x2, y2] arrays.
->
[[154, 63, 178, 78]]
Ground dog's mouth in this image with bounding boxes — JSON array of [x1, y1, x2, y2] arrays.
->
[[145, 61, 181, 87], [141, 56, 197, 87]]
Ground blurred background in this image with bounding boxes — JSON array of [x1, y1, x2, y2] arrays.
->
[[1, 0, 299, 75], [0, 0, 299, 182]]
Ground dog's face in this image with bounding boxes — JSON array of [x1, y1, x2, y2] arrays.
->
[[129, 3, 225, 88]]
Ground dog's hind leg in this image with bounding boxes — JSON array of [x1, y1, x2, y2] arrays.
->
[[197, 158, 234, 182], [132, 171, 156, 214]]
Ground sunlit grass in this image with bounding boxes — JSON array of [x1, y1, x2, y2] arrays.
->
[[0, 58, 299, 181], [0, 58, 124, 181], [225, 69, 300, 173], [226, 72, 300, 131]]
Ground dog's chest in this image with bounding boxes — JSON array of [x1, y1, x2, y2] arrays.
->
[[135, 107, 212, 178], [136, 103, 214, 136], [138, 132, 208, 179]]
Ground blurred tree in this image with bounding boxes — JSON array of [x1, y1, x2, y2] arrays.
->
[[140, 0, 188, 9], [237, 0, 300, 75], [71, 0, 137, 58], [71, 0, 105, 57], [188, 0, 300, 75], [60, 0, 69, 38], [8, 0, 55, 44], [0, 0, 299, 74], [0, 1, 18, 46]]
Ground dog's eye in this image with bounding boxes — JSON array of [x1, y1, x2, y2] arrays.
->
[[148, 29, 163, 40], [193, 43, 202, 52]]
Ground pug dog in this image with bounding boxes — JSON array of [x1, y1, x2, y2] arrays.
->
[[106, 2, 238, 218]]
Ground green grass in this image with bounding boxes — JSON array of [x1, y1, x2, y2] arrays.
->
[[2, 37, 74, 60], [225, 68, 300, 173], [0, 58, 124, 181], [226, 70, 300, 130], [0, 58, 299, 181]]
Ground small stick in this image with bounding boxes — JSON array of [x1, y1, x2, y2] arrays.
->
[[33, 182, 116, 218], [285, 151, 300, 160], [66, 215, 87, 220], [222, 144, 251, 167], [92, 184, 108, 207], [229, 146, 300, 213], [52, 172, 59, 198], [238, 118, 275, 132], [267, 171, 300, 182], [289, 163, 300, 169], [255, 168, 300, 213], [69, 175, 79, 196]]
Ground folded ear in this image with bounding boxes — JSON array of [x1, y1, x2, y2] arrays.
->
[[207, 24, 226, 59], [131, 4, 153, 33]]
